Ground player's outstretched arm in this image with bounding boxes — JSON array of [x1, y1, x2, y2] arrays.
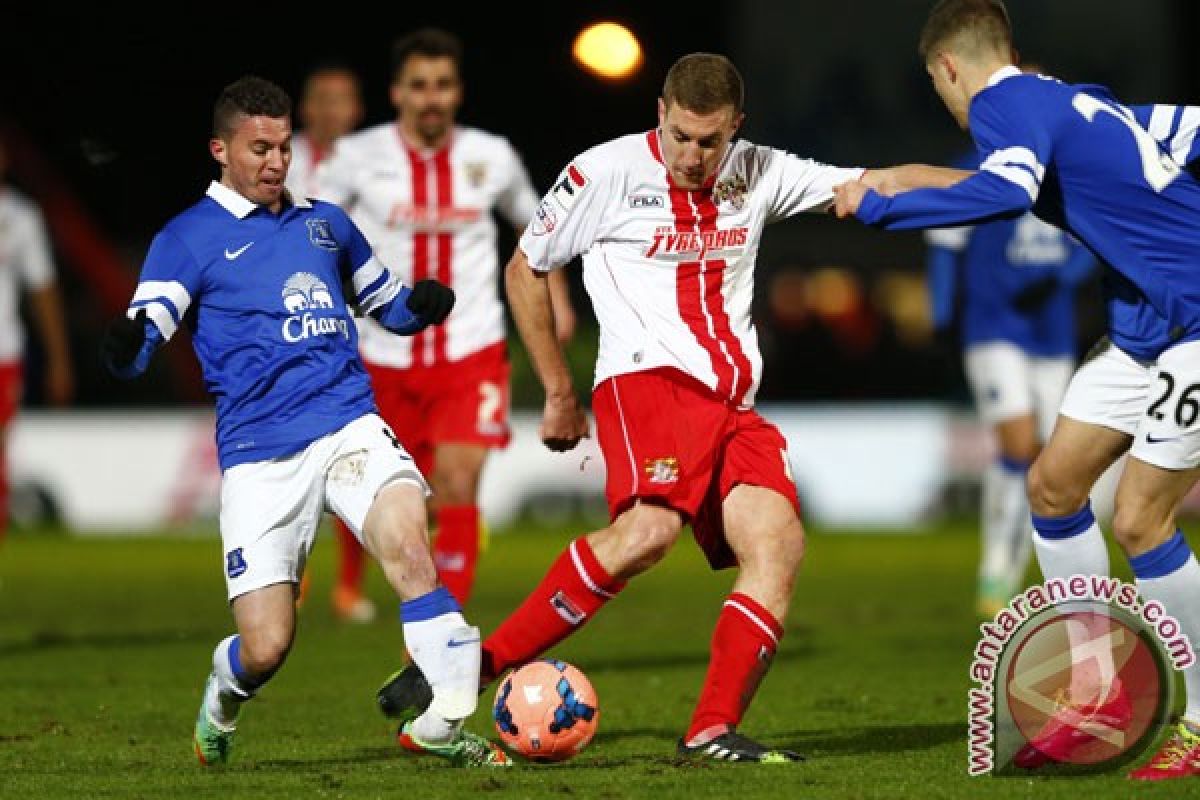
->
[[504, 246, 588, 452], [863, 165, 973, 196]]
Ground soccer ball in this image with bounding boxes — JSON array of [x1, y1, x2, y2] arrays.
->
[[492, 659, 599, 762]]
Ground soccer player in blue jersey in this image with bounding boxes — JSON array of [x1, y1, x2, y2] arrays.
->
[[100, 76, 508, 769], [926, 140, 1097, 618], [834, 0, 1200, 780]]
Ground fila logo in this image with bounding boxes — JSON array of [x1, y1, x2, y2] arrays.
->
[[551, 163, 588, 212], [629, 194, 664, 209], [550, 590, 585, 625], [224, 242, 254, 260]]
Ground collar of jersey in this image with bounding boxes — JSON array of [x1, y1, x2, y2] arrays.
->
[[206, 180, 312, 219], [986, 65, 1022, 89]]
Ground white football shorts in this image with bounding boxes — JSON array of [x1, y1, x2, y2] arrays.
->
[[218, 413, 428, 600], [1059, 338, 1200, 470], [964, 341, 1074, 439]]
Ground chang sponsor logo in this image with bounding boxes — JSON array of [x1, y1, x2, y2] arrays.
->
[[280, 272, 350, 343]]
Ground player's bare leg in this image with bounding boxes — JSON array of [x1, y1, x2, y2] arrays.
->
[[979, 412, 1041, 616], [679, 485, 803, 763], [1015, 416, 1131, 768], [196, 583, 296, 765], [429, 442, 489, 605], [1115, 458, 1200, 779], [361, 480, 508, 767]]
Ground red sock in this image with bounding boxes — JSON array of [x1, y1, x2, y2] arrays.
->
[[334, 517, 366, 593], [685, 593, 784, 744], [482, 537, 625, 681], [432, 505, 481, 605]]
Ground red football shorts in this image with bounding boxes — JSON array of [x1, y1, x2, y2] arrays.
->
[[365, 342, 511, 477], [591, 367, 800, 570]]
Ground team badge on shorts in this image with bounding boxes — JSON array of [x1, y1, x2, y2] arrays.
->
[[226, 547, 248, 579], [644, 457, 680, 484]]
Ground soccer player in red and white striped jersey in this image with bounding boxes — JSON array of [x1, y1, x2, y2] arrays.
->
[[378, 52, 957, 762], [318, 30, 574, 606]]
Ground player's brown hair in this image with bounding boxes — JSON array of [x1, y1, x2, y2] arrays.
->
[[212, 76, 292, 139], [662, 53, 744, 115], [391, 28, 464, 83], [918, 0, 1013, 62]]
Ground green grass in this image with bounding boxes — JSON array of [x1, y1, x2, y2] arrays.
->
[[0, 521, 1194, 798]]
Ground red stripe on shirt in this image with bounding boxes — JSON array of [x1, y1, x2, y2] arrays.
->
[[405, 146, 431, 366], [434, 146, 453, 363], [669, 187, 734, 397], [693, 192, 754, 404]]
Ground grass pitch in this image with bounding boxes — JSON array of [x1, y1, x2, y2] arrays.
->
[[0, 520, 1193, 798]]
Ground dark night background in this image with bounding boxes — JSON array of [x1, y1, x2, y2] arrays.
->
[[2, 2, 1197, 407]]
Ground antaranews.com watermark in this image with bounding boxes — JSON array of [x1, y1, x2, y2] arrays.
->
[[968, 574, 1193, 776]]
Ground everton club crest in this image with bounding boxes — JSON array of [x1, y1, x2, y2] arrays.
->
[[713, 174, 748, 211], [306, 218, 338, 251]]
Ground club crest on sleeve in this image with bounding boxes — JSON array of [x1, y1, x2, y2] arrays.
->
[[306, 218, 338, 251], [532, 201, 557, 236], [226, 547, 247, 579]]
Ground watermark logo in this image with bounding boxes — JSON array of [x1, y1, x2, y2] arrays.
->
[[968, 575, 1190, 775]]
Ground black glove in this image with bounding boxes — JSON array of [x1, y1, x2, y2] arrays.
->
[[101, 309, 148, 370], [406, 279, 455, 325], [1013, 276, 1059, 314]]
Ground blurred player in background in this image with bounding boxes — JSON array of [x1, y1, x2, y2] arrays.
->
[[378, 53, 959, 762], [835, 0, 1200, 779], [284, 63, 376, 622], [318, 28, 575, 607], [0, 140, 74, 540], [926, 110, 1097, 616], [101, 76, 507, 768]]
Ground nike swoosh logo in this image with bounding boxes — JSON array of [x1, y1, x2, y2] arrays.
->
[[1146, 434, 1179, 444], [224, 242, 254, 260], [447, 637, 480, 648]]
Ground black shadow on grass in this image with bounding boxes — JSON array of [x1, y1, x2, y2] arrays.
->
[[778, 721, 965, 757], [251, 746, 400, 769]]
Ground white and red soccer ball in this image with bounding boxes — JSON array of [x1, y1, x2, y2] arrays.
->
[[492, 659, 599, 762]]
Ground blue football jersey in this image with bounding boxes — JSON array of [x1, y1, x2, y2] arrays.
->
[[926, 155, 1096, 356], [128, 182, 407, 469], [859, 67, 1200, 360]]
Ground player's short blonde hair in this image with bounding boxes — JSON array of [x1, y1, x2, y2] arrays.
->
[[662, 53, 743, 115], [918, 0, 1013, 63]]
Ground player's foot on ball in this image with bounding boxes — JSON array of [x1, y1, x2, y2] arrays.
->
[[377, 664, 434, 719], [397, 720, 512, 767], [677, 730, 803, 764], [193, 679, 235, 766], [1129, 720, 1200, 781], [1012, 679, 1132, 769], [332, 586, 376, 623]]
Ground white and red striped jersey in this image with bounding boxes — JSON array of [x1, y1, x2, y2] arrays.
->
[[0, 188, 56, 363], [285, 131, 334, 201], [520, 130, 862, 408], [317, 124, 538, 368]]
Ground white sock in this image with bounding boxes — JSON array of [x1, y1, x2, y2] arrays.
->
[[1132, 534, 1200, 723], [207, 634, 258, 729], [401, 588, 479, 745], [981, 459, 1030, 589], [1032, 504, 1114, 698]]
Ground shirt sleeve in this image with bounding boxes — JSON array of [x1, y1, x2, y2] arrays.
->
[[325, 205, 404, 315], [518, 156, 613, 272], [1130, 103, 1200, 168], [766, 149, 864, 220], [128, 229, 205, 341], [13, 201, 56, 290], [857, 87, 1047, 230], [494, 139, 540, 229]]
